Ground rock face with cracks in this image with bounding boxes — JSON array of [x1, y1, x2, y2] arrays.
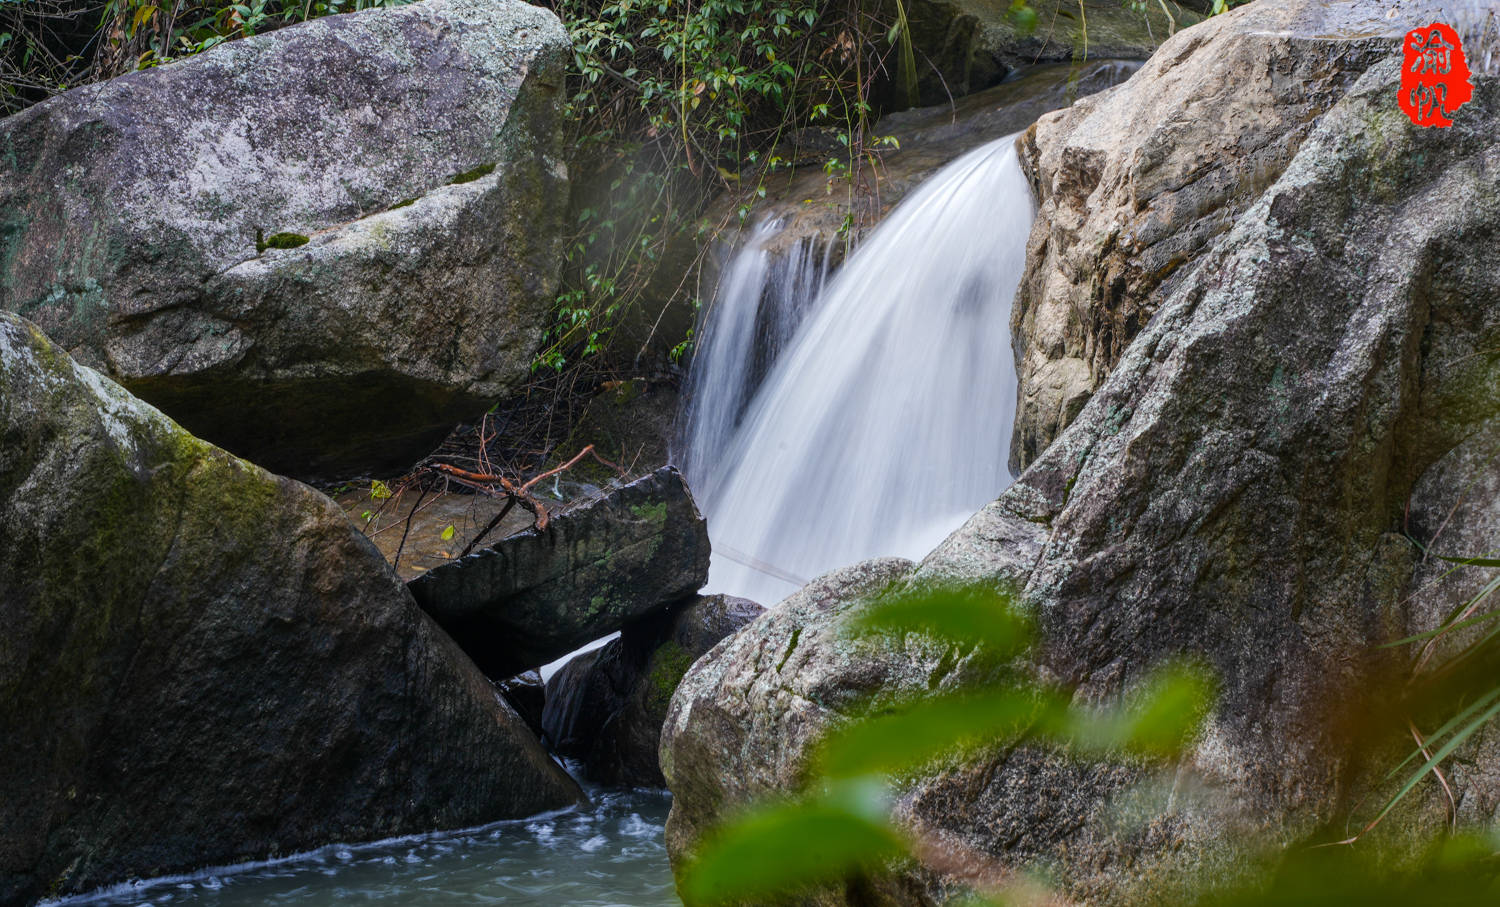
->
[[0, 0, 570, 478], [409, 466, 711, 677], [0, 312, 582, 906], [1009, 0, 1400, 471], [662, 45, 1500, 906]]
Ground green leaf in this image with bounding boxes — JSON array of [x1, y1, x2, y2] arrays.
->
[[1010, 4, 1038, 34], [1081, 660, 1216, 758], [370, 479, 392, 500], [1435, 554, 1500, 568], [1385, 686, 1500, 781], [852, 583, 1031, 658], [1382, 572, 1500, 646], [1369, 695, 1500, 829], [680, 779, 903, 905], [816, 688, 1063, 778], [441, 525, 455, 541]]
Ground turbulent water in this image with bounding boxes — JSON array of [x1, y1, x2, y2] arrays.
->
[[680, 135, 1034, 606], [44, 783, 676, 907]]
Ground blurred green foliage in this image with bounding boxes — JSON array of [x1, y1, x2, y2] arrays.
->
[[680, 564, 1500, 905], [681, 582, 1215, 904]]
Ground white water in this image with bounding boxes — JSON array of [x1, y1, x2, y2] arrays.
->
[[680, 135, 1034, 606], [676, 223, 833, 490]]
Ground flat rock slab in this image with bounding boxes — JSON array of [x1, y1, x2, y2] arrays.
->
[[409, 466, 711, 676]]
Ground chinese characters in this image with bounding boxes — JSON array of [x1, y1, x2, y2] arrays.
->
[[1399, 23, 1473, 128]]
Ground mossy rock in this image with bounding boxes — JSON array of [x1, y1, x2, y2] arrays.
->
[[0, 311, 581, 905]]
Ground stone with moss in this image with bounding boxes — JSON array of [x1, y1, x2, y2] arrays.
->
[[0, 311, 581, 906]]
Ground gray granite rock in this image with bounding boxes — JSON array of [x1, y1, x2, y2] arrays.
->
[[1009, 0, 1402, 470], [661, 45, 1500, 904], [0, 0, 570, 478]]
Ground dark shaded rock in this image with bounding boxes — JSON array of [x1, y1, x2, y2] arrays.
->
[[662, 49, 1500, 905], [546, 595, 765, 787], [895, 0, 1200, 109], [497, 671, 547, 740], [0, 312, 582, 906], [1009, 0, 1401, 471], [0, 0, 570, 479], [724, 60, 1138, 266], [409, 466, 711, 676], [541, 646, 614, 754]]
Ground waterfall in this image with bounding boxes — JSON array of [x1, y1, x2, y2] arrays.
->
[[679, 134, 1033, 606], [676, 223, 833, 493]]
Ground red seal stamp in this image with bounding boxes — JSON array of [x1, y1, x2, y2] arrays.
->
[[1399, 22, 1473, 127]]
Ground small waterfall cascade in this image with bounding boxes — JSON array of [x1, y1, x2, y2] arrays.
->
[[676, 221, 834, 493], [679, 135, 1034, 606]]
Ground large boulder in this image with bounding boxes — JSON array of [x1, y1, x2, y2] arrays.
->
[[1008, 0, 1398, 471], [662, 561, 925, 859], [662, 49, 1500, 904], [544, 593, 764, 787], [409, 466, 712, 677], [0, 312, 582, 905], [0, 0, 570, 479]]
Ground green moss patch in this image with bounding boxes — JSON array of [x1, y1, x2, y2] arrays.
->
[[255, 231, 310, 253], [449, 162, 497, 184], [645, 640, 696, 714]]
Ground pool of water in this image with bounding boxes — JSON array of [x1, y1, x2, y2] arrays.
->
[[48, 783, 679, 907]]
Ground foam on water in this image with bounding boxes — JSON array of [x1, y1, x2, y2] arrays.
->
[[41, 780, 675, 907]]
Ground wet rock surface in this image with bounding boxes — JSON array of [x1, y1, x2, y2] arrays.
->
[[544, 594, 764, 787], [730, 60, 1138, 263], [496, 671, 548, 740], [661, 560, 922, 861], [0, 312, 582, 906], [0, 0, 570, 479], [409, 466, 711, 677], [663, 42, 1500, 905], [898, 0, 1199, 108]]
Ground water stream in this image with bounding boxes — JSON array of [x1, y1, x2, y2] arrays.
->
[[44, 780, 675, 907], [679, 135, 1034, 606]]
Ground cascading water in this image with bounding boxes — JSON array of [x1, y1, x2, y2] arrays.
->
[[679, 134, 1034, 606], [677, 223, 833, 490]]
